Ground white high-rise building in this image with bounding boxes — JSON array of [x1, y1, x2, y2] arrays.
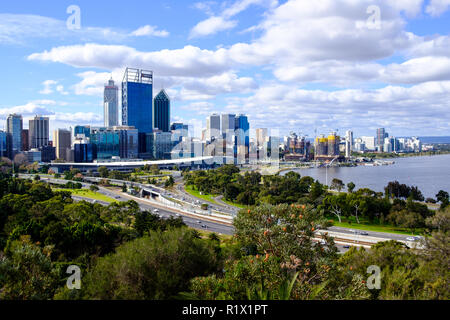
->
[[345, 130, 353, 158], [104, 78, 119, 127], [205, 113, 220, 141], [361, 136, 375, 151]]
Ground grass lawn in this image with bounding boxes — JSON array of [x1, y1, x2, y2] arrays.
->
[[328, 216, 423, 236], [221, 198, 248, 209], [184, 185, 219, 205], [196, 229, 233, 242], [55, 188, 117, 203]]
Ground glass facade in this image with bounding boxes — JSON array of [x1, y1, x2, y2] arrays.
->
[[153, 90, 170, 132], [74, 143, 96, 163], [116, 127, 138, 159], [6, 114, 23, 157], [235, 114, 250, 163], [122, 68, 153, 134], [74, 125, 91, 139], [91, 128, 120, 160], [0, 131, 7, 158]]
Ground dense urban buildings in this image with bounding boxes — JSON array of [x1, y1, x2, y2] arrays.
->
[[104, 78, 119, 128]]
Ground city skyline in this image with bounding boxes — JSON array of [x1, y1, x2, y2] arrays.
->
[[0, 1, 450, 138]]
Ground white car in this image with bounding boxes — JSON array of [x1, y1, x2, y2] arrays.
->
[[153, 209, 159, 213], [406, 236, 417, 241]]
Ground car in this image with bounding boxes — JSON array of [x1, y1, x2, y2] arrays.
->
[[153, 209, 159, 213], [406, 236, 417, 241], [115, 196, 120, 199], [197, 221, 202, 224], [176, 214, 181, 217], [201, 225, 207, 228], [343, 245, 351, 249], [359, 231, 369, 235]]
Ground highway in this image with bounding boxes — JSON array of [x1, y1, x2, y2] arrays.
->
[[21, 174, 422, 251]]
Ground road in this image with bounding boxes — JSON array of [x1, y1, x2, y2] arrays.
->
[[21, 174, 422, 251]]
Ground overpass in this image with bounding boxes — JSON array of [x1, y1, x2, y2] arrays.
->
[[49, 156, 224, 173]]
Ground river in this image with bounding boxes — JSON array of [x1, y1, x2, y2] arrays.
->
[[282, 154, 450, 198]]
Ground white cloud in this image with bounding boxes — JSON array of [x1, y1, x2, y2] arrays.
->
[[130, 25, 169, 37], [0, 13, 169, 45], [190, 16, 238, 38], [426, 0, 450, 16], [39, 80, 58, 94], [189, 0, 277, 38]]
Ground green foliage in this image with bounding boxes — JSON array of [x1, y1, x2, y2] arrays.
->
[[0, 236, 59, 300], [82, 228, 221, 299]]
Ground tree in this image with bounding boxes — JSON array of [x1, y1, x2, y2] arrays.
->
[[82, 228, 220, 299], [330, 179, 344, 192], [98, 166, 109, 178], [436, 190, 449, 209], [150, 164, 160, 175], [122, 183, 127, 192], [347, 182, 356, 193], [89, 185, 99, 193], [0, 237, 59, 300], [165, 176, 175, 188]]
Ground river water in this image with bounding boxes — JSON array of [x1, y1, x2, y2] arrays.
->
[[282, 154, 450, 198]]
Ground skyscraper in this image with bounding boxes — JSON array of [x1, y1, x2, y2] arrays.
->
[[376, 128, 387, 151], [0, 131, 7, 158], [104, 78, 119, 127], [256, 128, 268, 148], [6, 114, 23, 157], [206, 114, 220, 141], [29, 116, 49, 149], [153, 89, 170, 132], [122, 68, 153, 133], [345, 130, 353, 158], [21, 129, 29, 151], [54, 129, 72, 160], [221, 114, 236, 136], [235, 114, 250, 163]]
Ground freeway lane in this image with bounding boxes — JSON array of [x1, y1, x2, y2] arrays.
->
[[21, 174, 419, 250]]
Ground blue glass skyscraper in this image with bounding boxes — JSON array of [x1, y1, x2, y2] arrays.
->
[[153, 89, 170, 132], [235, 114, 250, 163], [122, 68, 153, 133]]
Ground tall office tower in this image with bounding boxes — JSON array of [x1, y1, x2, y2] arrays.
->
[[21, 129, 29, 151], [235, 114, 250, 164], [376, 128, 386, 151], [122, 68, 153, 155], [29, 116, 49, 149], [345, 130, 353, 158], [104, 78, 119, 127], [221, 114, 236, 136], [256, 128, 268, 148], [54, 129, 72, 160], [0, 131, 7, 158], [6, 114, 23, 158], [153, 89, 170, 132], [206, 113, 220, 141]]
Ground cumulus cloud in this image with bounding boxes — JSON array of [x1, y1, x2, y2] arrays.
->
[[130, 25, 169, 37], [0, 13, 168, 45], [190, 0, 277, 38], [426, 0, 450, 16]]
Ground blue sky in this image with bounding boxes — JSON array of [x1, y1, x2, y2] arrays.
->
[[0, 0, 449, 139]]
